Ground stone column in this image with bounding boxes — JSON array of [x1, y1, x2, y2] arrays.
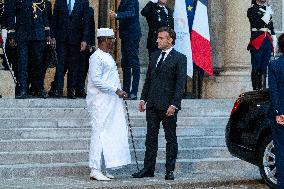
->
[[223, 0, 251, 69], [203, 0, 253, 98]]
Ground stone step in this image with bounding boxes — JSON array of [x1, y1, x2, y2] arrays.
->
[[0, 98, 235, 109], [0, 117, 229, 128], [0, 147, 231, 165], [0, 165, 263, 189], [0, 136, 225, 152], [0, 127, 225, 140], [0, 158, 246, 179], [0, 108, 231, 118]]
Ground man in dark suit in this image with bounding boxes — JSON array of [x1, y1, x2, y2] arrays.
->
[[132, 27, 187, 180], [247, 0, 276, 90], [268, 33, 284, 189], [75, 6, 95, 98], [109, 0, 141, 100], [49, 0, 89, 99], [6, 0, 51, 99], [141, 0, 174, 59]]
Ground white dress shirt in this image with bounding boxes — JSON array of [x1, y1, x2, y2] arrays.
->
[[156, 47, 173, 67]]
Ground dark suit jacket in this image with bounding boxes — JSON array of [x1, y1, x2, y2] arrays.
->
[[116, 0, 141, 40], [268, 55, 284, 116], [141, 49, 187, 110], [87, 6, 95, 47], [141, 1, 174, 50], [6, 0, 50, 41], [51, 0, 89, 44]]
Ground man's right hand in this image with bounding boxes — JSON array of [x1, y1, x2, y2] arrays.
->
[[9, 38, 17, 48], [276, 115, 284, 125], [139, 101, 145, 112], [116, 89, 127, 98]]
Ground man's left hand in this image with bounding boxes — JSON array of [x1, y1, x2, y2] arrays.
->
[[166, 105, 175, 117], [80, 41, 87, 52], [109, 10, 116, 18]]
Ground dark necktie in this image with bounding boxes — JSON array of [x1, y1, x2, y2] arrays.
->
[[68, 0, 72, 14], [156, 52, 166, 70]]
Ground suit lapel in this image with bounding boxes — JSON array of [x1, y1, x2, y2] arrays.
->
[[151, 51, 161, 74], [158, 49, 174, 71], [71, 0, 78, 15]]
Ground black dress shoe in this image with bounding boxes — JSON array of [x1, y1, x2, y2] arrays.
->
[[0, 94, 2, 98], [67, 92, 76, 99], [15, 91, 28, 99], [37, 90, 49, 99], [165, 171, 174, 180], [132, 168, 154, 178], [49, 89, 63, 98], [75, 90, 87, 98]]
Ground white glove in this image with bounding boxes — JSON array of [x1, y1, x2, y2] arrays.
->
[[260, 6, 273, 24], [266, 5, 273, 15], [259, 6, 273, 14], [261, 12, 271, 24], [272, 35, 277, 53], [150, 0, 158, 3]]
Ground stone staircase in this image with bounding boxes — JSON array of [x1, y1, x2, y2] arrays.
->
[[0, 98, 245, 180]]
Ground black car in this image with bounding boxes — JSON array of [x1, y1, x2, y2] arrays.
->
[[226, 89, 277, 188]]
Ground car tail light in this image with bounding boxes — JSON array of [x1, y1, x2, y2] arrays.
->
[[230, 98, 241, 116]]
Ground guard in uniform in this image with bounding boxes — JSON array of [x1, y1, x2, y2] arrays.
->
[[247, 0, 277, 90], [141, 0, 174, 59], [6, 0, 51, 98]]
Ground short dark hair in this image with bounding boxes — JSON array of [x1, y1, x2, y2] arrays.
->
[[278, 34, 284, 54], [157, 27, 176, 45]]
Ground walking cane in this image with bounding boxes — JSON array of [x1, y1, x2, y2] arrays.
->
[[124, 99, 140, 172], [2, 46, 17, 85]]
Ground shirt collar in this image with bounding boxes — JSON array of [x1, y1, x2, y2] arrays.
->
[[161, 47, 173, 55]]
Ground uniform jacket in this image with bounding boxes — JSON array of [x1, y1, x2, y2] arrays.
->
[[116, 0, 141, 40], [268, 55, 284, 116], [51, 0, 89, 44], [6, 0, 50, 41], [247, 3, 275, 50], [141, 1, 174, 50], [141, 49, 187, 110]]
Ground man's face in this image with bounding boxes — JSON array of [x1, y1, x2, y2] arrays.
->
[[158, 0, 167, 4], [106, 37, 115, 51], [256, 0, 267, 5], [157, 31, 173, 50]]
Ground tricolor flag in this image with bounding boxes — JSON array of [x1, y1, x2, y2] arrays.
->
[[191, 0, 213, 75], [174, 0, 193, 77]]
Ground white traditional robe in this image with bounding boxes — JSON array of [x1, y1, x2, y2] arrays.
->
[[86, 48, 131, 169]]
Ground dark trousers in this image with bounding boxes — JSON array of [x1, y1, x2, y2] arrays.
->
[[17, 40, 46, 93], [75, 50, 89, 92], [121, 37, 140, 96], [250, 37, 273, 90], [144, 107, 178, 173], [272, 124, 284, 189], [53, 42, 81, 92]]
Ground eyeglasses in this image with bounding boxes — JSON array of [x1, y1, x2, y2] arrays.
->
[[107, 37, 116, 41]]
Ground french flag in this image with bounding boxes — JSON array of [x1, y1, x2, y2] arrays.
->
[[191, 0, 213, 76]]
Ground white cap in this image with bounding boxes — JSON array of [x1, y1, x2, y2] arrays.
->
[[97, 28, 115, 37]]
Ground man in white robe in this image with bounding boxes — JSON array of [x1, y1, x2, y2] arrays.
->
[[86, 28, 131, 181]]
